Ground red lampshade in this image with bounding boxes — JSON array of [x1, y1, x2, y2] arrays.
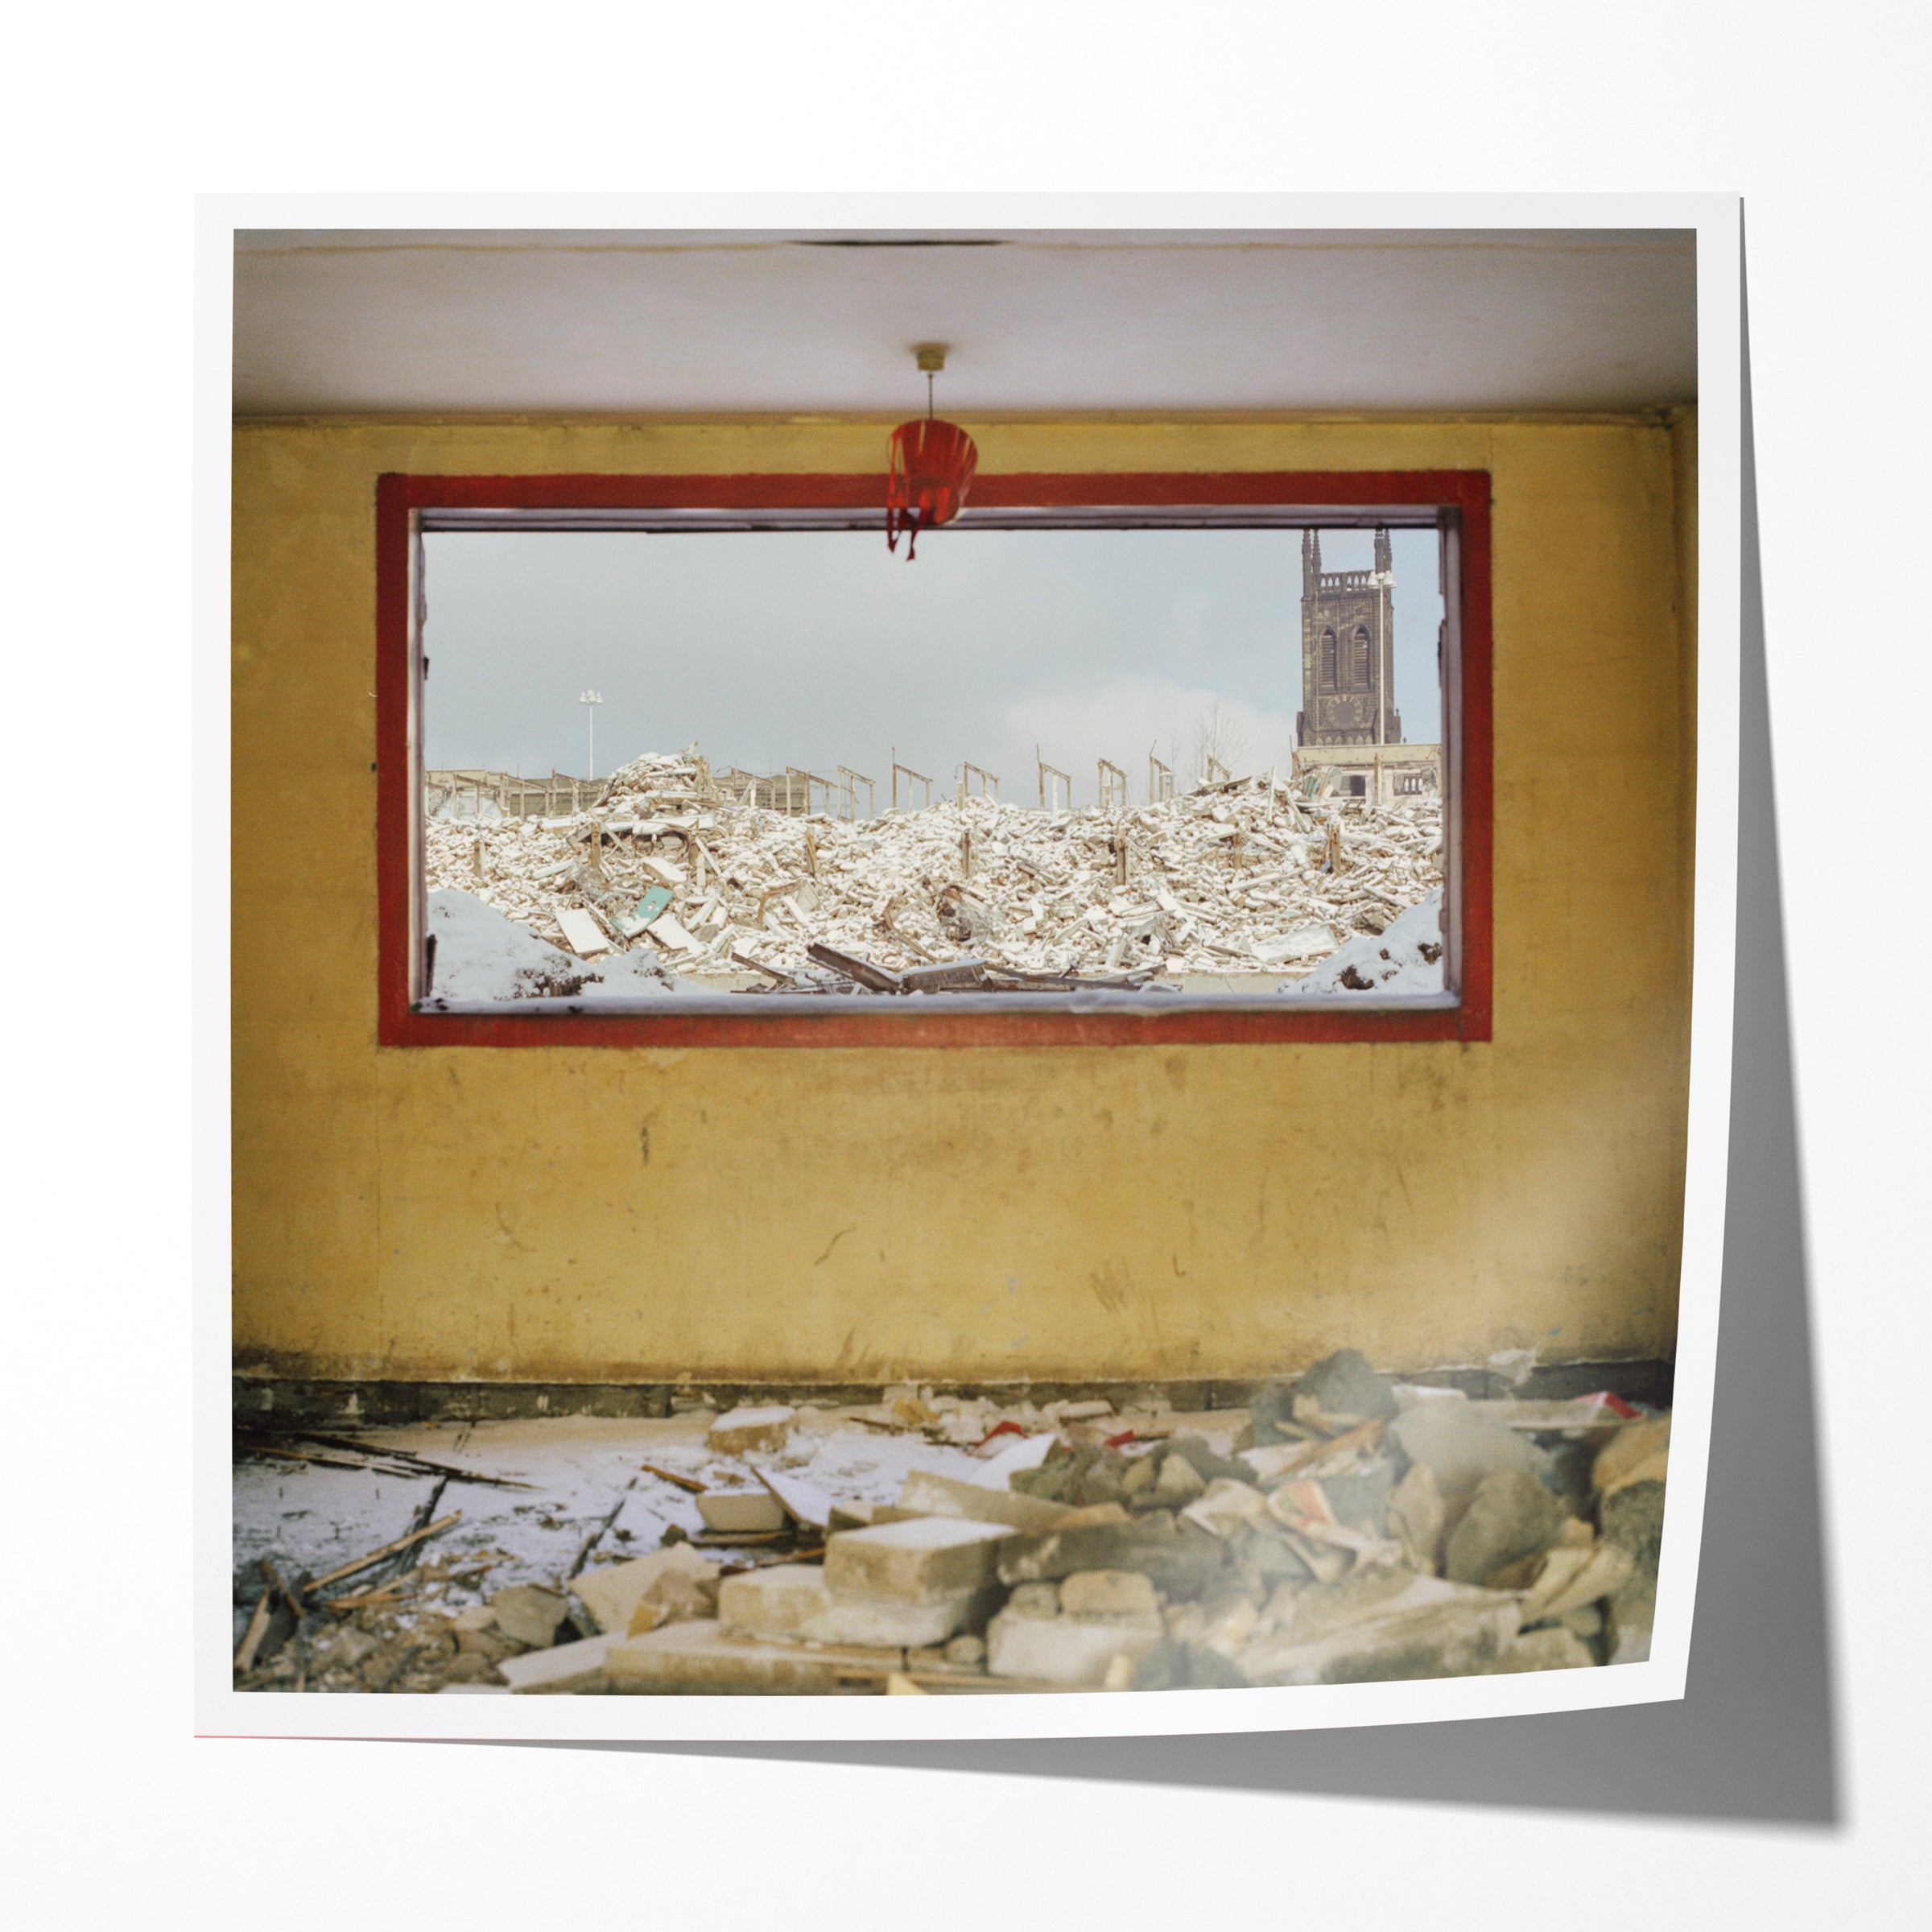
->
[[886, 416, 978, 560]]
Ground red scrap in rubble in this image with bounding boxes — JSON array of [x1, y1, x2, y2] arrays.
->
[[886, 415, 977, 561]]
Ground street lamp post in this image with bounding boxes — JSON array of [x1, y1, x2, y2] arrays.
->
[[579, 690, 603, 780]]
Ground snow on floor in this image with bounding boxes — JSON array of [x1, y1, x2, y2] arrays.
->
[[233, 1408, 1059, 1613]]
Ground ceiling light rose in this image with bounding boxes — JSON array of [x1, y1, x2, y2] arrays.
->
[[886, 345, 977, 561]]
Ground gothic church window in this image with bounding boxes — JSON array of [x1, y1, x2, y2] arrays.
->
[[1352, 625, 1373, 688], [1322, 628, 1338, 688]]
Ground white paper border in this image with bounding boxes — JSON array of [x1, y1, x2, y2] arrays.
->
[[200, 189, 1740, 1744]]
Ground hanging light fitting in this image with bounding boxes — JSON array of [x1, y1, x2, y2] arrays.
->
[[886, 344, 977, 561]]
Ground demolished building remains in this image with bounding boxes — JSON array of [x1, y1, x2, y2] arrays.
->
[[423, 747, 1447, 1000], [233, 1352, 1668, 1695]]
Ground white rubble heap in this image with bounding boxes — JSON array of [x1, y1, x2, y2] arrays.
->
[[423, 745, 1446, 997], [231, 1353, 1670, 1695]]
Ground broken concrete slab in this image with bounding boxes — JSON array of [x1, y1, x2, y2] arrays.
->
[[750, 1463, 835, 1530], [552, 906, 611, 957], [1294, 1348, 1400, 1424], [996, 1510, 1232, 1598], [489, 1583, 572, 1649], [498, 1633, 616, 1693], [707, 1405, 796, 1455], [571, 1545, 723, 1636], [1238, 1574, 1521, 1686], [823, 1516, 1018, 1605], [1444, 1468, 1567, 1585], [897, 1467, 1076, 1534], [605, 1618, 902, 1694], [696, 1488, 788, 1534], [985, 1606, 1166, 1686], [717, 1564, 995, 1648]]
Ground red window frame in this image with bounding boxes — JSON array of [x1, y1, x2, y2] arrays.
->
[[375, 470, 1492, 1048]]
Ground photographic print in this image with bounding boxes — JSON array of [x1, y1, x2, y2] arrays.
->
[[211, 200, 1736, 1738]]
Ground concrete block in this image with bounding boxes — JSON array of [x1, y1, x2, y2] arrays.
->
[[605, 1618, 902, 1694], [489, 1584, 571, 1649], [696, 1488, 787, 1534], [571, 1545, 722, 1636], [752, 1465, 834, 1530], [498, 1633, 615, 1694], [823, 1517, 1018, 1605], [898, 1468, 1075, 1534], [986, 1608, 1164, 1686], [708, 1405, 795, 1455], [1059, 1570, 1160, 1618], [718, 1564, 993, 1647]]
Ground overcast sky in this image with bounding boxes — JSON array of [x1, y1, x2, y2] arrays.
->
[[423, 526, 1443, 807]]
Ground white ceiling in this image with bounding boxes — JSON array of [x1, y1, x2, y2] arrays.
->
[[233, 229, 1697, 419]]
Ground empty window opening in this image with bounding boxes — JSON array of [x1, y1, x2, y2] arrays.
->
[[384, 488, 1480, 1038]]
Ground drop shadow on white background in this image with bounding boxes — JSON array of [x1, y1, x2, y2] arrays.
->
[[453, 258, 1840, 1825]]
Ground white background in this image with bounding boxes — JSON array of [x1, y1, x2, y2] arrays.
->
[[8, 2, 1926, 1925]]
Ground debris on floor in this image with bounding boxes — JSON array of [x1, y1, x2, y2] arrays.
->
[[421, 745, 1444, 999], [233, 1355, 1669, 1695]]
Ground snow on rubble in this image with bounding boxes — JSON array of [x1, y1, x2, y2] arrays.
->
[[424, 889, 701, 1005], [423, 745, 1446, 999], [1286, 888, 1447, 999], [230, 1360, 1670, 1695]]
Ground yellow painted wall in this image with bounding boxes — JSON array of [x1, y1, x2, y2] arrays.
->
[[233, 414, 1696, 1384]]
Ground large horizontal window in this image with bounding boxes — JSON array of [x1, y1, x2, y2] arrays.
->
[[375, 473, 1492, 1046]]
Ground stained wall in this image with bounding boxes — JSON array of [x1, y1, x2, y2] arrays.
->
[[232, 414, 1696, 1383]]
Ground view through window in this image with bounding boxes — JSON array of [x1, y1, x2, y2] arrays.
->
[[415, 522, 1451, 1008]]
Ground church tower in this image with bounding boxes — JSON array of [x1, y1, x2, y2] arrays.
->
[[1297, 526, 1402, 749]]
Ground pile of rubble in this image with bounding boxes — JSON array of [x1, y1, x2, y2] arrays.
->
[[233, 1353, 1667, 1695], [423, 747, 1444, 997]]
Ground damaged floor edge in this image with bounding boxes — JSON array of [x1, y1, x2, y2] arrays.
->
[[232, 1352, 1670, 1699]]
